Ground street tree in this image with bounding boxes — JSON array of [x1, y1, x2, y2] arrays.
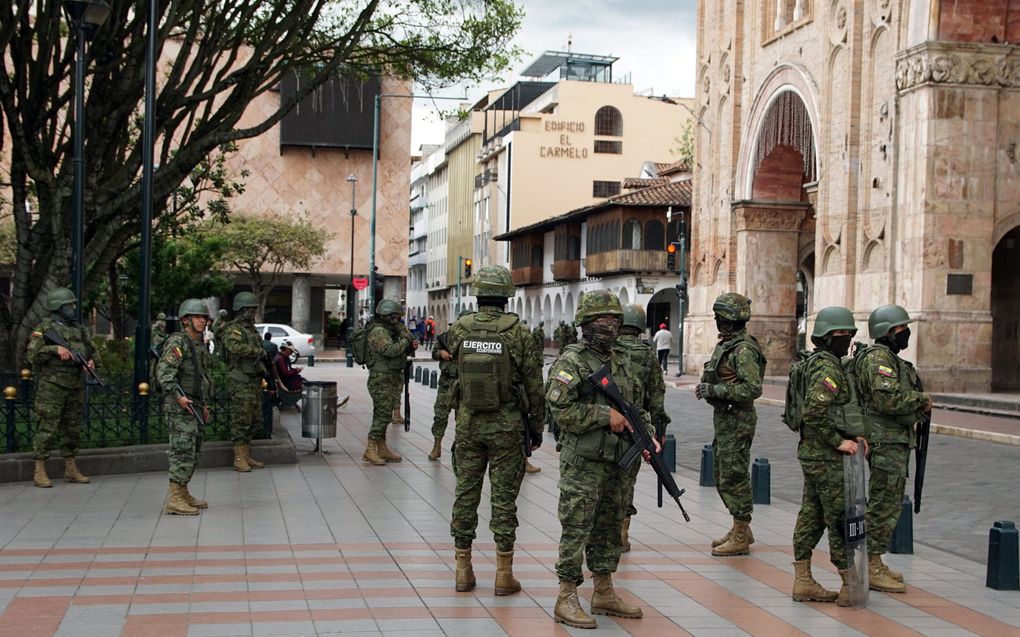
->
[[0, 0, 522, 365], [208, 216, 331, 320]]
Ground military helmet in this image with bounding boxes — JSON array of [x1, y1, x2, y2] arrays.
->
[[218, 309, 228, 318], [178, 298, 211, 319], [713, 292, 752, 321], [45, 287, 77, 311], [621, 303, 647, 331], [574, 290, 623, 325], [375, 298, 402, 316], [868, 304, 912, 339], [472, 265, 515, 298], [811, 306, 858, 338], [232, 291, 258, 311], [156, 312, 167, 321]]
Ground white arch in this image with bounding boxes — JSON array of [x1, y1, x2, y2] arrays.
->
[[554, 294, 563, 325], [525, 296, 533, 325], [618, 286, 630, 305], [542, 295, 552, 333], [565, 291, 575, 323]]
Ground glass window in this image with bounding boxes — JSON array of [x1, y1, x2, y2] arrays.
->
[[623, 219, 642, 250], [594, 106, 623, 136], [644, 220, 665, 250]]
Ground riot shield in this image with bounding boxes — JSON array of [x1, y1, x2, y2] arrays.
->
[[843, 445, 869, 607]]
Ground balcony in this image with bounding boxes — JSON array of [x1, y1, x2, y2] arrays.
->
[[408, 251, 427, 268], [409, 224, 427, 241], [585, 250, 668, 277], [511, 265, 543, 287], [552, 259, 580, 282]]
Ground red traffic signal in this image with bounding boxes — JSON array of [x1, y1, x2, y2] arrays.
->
[[464, 258, 473, 278], [666, 243, 677, 271]]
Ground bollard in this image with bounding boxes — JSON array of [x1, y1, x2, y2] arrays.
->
[[420, 369, 429, 385], [751, 457, 771, 505], [889, 495, 914, 554], [986, 521, 1019, 590], [699, 444, 715, 487], [306, 353, 315, 367], [430, 370, 438, 389], [663, 433, 676, 472], [415, 366, 422, 383]]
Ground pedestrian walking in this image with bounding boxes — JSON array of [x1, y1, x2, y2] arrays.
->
[[363, 298, 417, 465], [695, 293, 766, 556], [156, 299, 214, 515], [27, 287, 98, 488], [652, 323, 672, 370], [445, 265, 544, 596], [220, 292, 268, 472]]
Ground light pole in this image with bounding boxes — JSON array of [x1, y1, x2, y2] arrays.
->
[[62, 0, 111, 321], [675, 211, 688, 377], [345, 174, 358, 368]]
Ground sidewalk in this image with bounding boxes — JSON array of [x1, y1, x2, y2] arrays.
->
[[0, 362, 1016, 636]]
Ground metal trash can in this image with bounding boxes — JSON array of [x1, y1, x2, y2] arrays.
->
[[301, 381, 337, 440]]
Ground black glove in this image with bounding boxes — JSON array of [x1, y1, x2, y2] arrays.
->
[[530, 429, 543, 450], [695, 383, 715, 400]]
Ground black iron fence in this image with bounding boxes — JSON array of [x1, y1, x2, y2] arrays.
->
[[1, 371, 272, 454]]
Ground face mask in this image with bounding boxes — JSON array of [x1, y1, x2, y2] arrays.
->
[[715, 318, 734, 338], [583, 317, 620, 354], [828, 335, 852, 358], [57, 304, 77, 323], [894, 327, 911, 352]]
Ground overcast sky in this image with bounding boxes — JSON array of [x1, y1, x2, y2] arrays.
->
[[411, 0, 698, 150]]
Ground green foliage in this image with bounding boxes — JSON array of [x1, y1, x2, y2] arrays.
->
[[124, 233, 235, 317], [673, 119, 695, 169], [91, 338, 136, 380]]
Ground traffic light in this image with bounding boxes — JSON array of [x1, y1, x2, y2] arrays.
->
[[463, 258, 473, 278], [666, 243, 677, 272], [676, 279, 688, 301]]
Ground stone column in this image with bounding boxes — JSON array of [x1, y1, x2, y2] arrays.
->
[[731, 201, 809, 375], [291, 275, 311, 333]]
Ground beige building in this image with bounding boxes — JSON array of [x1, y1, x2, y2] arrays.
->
[[691, 0, 1020, 391]]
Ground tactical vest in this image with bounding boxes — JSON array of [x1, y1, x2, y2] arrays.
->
[[29, 317, 90, 388], [457, 312, 517, 411], [554, 344, 638, 465], [368, 322, 409, 372], [221, 320, 262, 377], [701, 331, 766, 409], [161, 332, 213, 404], [857, 344, 919, 445]]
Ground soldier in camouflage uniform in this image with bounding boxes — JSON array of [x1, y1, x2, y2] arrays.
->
[[532, 321, 545, 352], [363, 298, 416, 465], [791, 306, 867, 606], [859, 305, 930, 593], [695, 292, 765, 556], [156, 299, 214, 515], [548, 290, 654, 629], [428, 320, 458, 461], [220, 292, 268, 472], [27, 287, 98, 488], [615, 303, 669, 552], [446, 266, 544, 596]]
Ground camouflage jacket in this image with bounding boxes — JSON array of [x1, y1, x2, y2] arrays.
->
[[367, 320, 412, 373], [431, 330, 457, 378], [858, 343, 926, 445], [615, 334, 670, 433], [26, 316, 100, 388], [220, 316, 264, 379], [155, 331, 214, 405], [532, 326, 544, 351], [699, 329, 764, 409], [798, 348, 853, 461]]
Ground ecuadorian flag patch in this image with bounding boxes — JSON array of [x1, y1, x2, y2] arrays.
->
[[554, 370, 575, 385], [877, 365, 895, 377], [822, 377, 839, 393], [173, 346, 183, 360]]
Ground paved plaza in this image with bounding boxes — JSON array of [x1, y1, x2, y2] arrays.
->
[[0, 360, 1018, 636]]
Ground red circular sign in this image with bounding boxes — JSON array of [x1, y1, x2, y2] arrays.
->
[[352, 277, 369, 291]]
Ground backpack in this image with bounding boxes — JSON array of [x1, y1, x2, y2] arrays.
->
[[350, 322, 372, 366], [782, 347, 872, 437], [457, 312, 518, 412], [782, 350, 816, 432]]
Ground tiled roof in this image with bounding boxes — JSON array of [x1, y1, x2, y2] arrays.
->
[[656, 160, 690, 176], [623, 177, 669, 189]]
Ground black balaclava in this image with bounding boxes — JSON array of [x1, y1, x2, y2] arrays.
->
[[56, 304, 77, 323], [813, 333, 852, 358], [715, 318, 746, 340], [581, 316, 621, 355]]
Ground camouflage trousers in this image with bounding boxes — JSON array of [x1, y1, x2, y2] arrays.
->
[[431, 374, 455, 439], [866, 443, 909, 555], [793, 459, 849, 569], [32, 379, 83, 460], [555, 449, 626, 584], [712, 407, 756, 521], [226, 376, 262, 446], [367, 370, 402, 441], [621, 454, 642, 518], [450, 428, 525, 552], [165, 397, 204, 485]]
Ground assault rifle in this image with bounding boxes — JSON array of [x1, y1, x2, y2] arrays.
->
[[588, 365, 691, 522], [172, 383, 206, 428], [403, 358, 413, 432], [913, 376, 931, 514], [520, 394, 535, 459], [655, 420, 668, 508], [44, 329, 105, 387]]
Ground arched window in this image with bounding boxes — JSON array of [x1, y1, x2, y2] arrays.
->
[[594, 106, 623, 136], [644, 220, 665, 250], [622, 220, 642, 250]]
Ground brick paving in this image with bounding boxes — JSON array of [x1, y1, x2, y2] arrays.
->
[[0, 360, 1017, 636]]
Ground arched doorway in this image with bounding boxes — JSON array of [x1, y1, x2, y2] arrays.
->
[[554, 294, 563, 326], [647, 288, 678, 348], [565, 292, 575, 324], [992, 226, 1020, 390]]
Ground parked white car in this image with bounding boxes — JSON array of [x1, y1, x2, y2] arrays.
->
[[256, 323, 316, 360]]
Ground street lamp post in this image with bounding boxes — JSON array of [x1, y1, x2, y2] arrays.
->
[[345, 174, 358, 368], [61, 0, 111, 321], [676, 211, 688, 377]]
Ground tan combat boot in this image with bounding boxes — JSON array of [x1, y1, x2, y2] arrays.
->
[[183, 483, 208, 510], [869, 553, 906, 593], [64, 457, 90, 483], [165, 482, 199, 516], [837, 568, 852, 607], [873, 553, 904, 582], [454, 547, 476, 592], [712, 519, 751, 556], [362, 440, 386, 466], [791, 559, 838, 602], [33, 459, 52, 488], [427, 437, 442, 461], [376, 438, 403, 463], [391, 408, 405, 425], [554, 580, 596, 629], [621, 517, 632, 553], [591, 572, 642, 618], [233, 445, 251, 472], [525, 460, 541, 474], [243, 444, 265, 469], [494, 550, 521, 596], [712, 517, 756, 548]]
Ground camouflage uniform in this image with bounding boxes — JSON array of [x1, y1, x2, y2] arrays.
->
[[366, 316, 413, 442], [532, 323, 545, 352], [431, 329, 457, 440], [156, 325, 213, 486], [220, 292, 267, 471]]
